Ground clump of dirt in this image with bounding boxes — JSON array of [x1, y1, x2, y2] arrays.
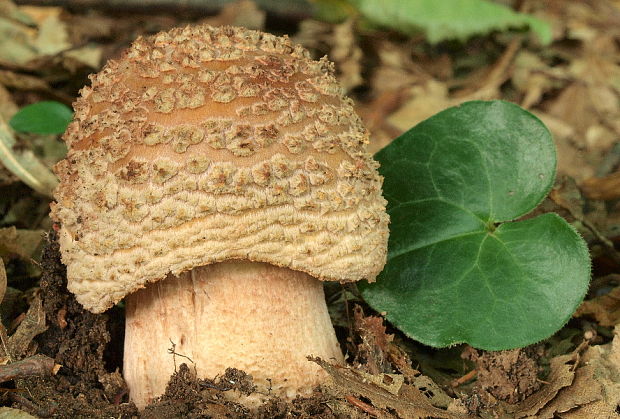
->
[[145, 363, 337, 418], [464, 346, 542, 406], [12, 230, 137, 417]]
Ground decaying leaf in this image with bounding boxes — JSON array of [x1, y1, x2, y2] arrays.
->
[[314, 357, 472, 419], [387, 80, 451, 132], [0, 116, 58, 197], [559, 327, 620, 418], [512, 352, 579, 418], [199, 0, 265, 30], [533, 364, 602, 419], [294, 18, 362, 91], [3, 294, 46, 360], [581, 171, 620, 201], [575, 285, 620, 326], [0, 406, 37, 419], [0, 227, 44, 262], [465, 347, 541, 404], [0, 260, 6, 305], [353, 305, 393, 374]]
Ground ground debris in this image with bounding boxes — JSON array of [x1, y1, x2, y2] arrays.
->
[[0, 353, 57, 383], [557, 327, 620, 418], [463, 346, 542, 405], [510, 351, 579, 418], [1, 293, 46, 361], [575, 278, 620, 326], [313, 357, 472, 419], [353, 304, 394, 375], [506, 335, 620, 419]]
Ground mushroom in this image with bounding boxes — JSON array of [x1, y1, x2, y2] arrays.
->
[[51, 24, 389, 409]]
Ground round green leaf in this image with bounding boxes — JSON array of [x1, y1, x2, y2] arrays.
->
[[361, 100, 590, 350], [9, 101, 72, 135]]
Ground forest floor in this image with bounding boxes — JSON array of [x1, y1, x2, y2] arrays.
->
[[1, 0, 620, 417]]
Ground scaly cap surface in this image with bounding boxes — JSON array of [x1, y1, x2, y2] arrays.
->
[[51, 25, 389, 313]]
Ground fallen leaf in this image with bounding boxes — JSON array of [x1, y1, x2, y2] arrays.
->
[[315, 358, 473, 419], [581, 171, 620, 201], [199, 0, 265, 30], [387, 80, 451, 132], [353, 305, 393, 374], [5, 294, 46, 359], [0, 227, 44, 262], [534, 364, 602, 418], [559, 327, 620, 418], [512, 352, 579, 418], [329, 19, 362, 90], [0, 260, 5, 306], [0, 406, 37, 418], [0, 115, 58, 197], [575, 285, 620, 326], [32, 11, 71, 55]]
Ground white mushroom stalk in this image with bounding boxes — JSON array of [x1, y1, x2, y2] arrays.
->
[[52, 24, 389, 409], [124, 261, 343, 407]]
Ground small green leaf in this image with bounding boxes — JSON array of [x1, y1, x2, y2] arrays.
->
[[350, 0, 552, 45], [9, 101, 72, 135], [361, 101, 590, 350]]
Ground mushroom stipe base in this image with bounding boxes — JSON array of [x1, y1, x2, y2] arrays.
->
[[123, 260, 344, 409]]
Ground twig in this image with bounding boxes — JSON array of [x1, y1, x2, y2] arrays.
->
[[0, 354, 59, 383], [451, 369, 477, 388], [9, 392, 56, 418], [345, 394, 382, 417], [167, 339, 194, 372]]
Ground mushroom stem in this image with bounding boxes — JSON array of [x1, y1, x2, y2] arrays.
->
[[123, 260, 344, 409]]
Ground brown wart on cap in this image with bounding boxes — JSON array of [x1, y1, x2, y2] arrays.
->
[[51, 24, 389, 409]]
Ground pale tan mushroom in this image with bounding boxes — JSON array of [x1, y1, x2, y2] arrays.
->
[[51, 24, 389, 409]]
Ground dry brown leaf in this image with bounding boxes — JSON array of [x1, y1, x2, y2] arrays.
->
[[0, 84, 18, 121], [0, 69, 51, 92], [581, 171, 620, 201], [560, 327, 620, 418], [511, 352, 579, 418], [0, 260, 5, 307], [0, 227, 44, 262], [5, 295, 46, 359], [575, 286, 620, 326], [32, 10, 71, 55], [293, 18, 362, 91], [353, 305, 393, 375], [315, 358, 472, 419], [387, 80, 451, 132], [370, 39, 431, 93], [329, 19, 362, 91], [199, 0, 265, 30], [534, 364, 602, 419]]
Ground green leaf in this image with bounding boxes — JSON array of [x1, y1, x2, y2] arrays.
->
[[350, 0, 552, 45], [9, 101, 72, 135], [361, 101, 590, 350]]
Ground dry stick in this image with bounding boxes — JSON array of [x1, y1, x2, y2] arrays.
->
[[451, 369, 478, 388], [0, 354, 58, 383], [345, 394, 383, 417], [9, 392, 57, 418]]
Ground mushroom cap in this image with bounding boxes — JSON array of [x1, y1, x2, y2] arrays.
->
[[51, 24, 389, 313]]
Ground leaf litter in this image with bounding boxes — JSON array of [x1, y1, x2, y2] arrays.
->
[[0, 0, 620, 417]]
